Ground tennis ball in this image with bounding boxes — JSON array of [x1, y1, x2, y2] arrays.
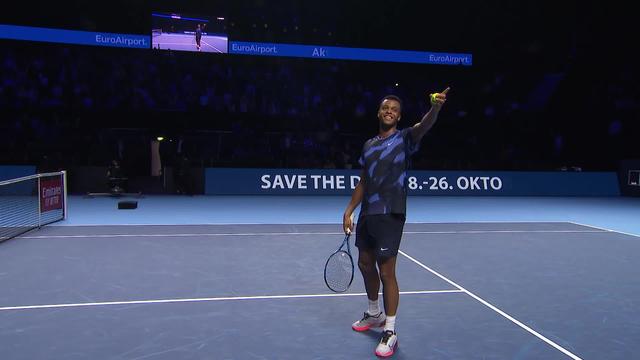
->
[[430, 93, 438, 104]]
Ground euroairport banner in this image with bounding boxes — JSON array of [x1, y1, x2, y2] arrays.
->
[[229, 41, 472, 65], [0, 24, 472, 65], [0, 24, 150, 49], [205, 169, 620, 196]]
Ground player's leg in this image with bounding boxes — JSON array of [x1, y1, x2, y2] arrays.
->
[[352, 247, 386, 331], [352, 217, 385, 331], [375, 255, 399, 357], [378, 255, 399, 318], [360, 247, 380, 302], [374, 214, 405, 357]]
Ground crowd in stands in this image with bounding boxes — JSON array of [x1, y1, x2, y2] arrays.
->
[[1, 40, 637, 175]]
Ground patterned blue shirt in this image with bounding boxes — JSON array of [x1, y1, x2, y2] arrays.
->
[[358, 127, 420, 216]]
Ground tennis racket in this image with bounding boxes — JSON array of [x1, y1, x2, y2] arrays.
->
[[324, 232, 355, 292]]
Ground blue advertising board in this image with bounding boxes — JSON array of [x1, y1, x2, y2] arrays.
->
[[0, 24, 150, 49], [229, 41, 472, 65], [205, 169, 620, 196]]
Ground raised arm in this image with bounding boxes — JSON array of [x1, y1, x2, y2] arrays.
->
[[411, 87, 450, 143]]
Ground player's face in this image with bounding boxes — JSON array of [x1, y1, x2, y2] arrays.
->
[[378, 99, 401, 127]]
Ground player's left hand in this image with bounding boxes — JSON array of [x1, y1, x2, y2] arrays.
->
[[429, 87, 450, 110]]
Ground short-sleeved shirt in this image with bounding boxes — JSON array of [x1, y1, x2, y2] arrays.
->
[[358, 127, 420, 216]]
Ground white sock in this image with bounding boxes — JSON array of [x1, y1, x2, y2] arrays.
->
[[367, 299, 380, 315], [384, 315, 396, 332]]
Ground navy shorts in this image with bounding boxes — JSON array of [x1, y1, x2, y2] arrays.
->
[[355, 214, 406, 258]]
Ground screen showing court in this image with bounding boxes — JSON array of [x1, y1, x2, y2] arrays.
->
[[151, 12, 227, 53]]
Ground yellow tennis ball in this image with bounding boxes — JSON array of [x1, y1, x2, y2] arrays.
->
[[430, 93, 438, 104]]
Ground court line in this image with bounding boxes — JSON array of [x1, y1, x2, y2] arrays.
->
[[52, 221, 579, 226], [52, 221, 578, 227], [399, 250, 582, 360], [568, 221, 640, 239], [20, 229, 607, 239], [155, 42, 198, 46], [0, 290, 462, 312], [201, 40, 223, 53]]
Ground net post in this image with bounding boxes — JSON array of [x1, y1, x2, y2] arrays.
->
[[37, 175, 42, 228], [62, 170, 68, 220]]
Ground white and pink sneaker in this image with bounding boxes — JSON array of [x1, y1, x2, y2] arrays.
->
[[375, 330, 398, 358]]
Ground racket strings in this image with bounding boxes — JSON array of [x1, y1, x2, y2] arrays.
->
[[325, 251, 353, 292]]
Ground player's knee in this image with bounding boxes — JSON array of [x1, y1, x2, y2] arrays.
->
[[379, 266, 396, 283], [358, 259, 376, 273]]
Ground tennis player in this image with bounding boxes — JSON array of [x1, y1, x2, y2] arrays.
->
[[342, 88, 449, 357], [195, 24, 202, 51]]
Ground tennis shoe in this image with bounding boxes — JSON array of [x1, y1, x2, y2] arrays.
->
[[375, 330, 398, 357], [352, 311, 385, 332]]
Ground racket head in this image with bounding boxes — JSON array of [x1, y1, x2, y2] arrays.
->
[[324, 249, 355, 292]]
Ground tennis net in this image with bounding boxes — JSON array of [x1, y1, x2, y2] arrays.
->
[[0, 171, 67, 242]]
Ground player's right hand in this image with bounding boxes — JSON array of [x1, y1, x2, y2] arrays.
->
[[343, 212, 354, 235]]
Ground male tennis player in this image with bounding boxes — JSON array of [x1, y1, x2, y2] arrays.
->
[[343, 88, 449, 357], [195, 24, 202, 51]]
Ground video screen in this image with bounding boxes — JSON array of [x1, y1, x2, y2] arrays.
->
[[151, 12, 227, 53]]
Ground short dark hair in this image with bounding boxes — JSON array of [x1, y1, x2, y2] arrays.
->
[[379, 95, 402, 111]]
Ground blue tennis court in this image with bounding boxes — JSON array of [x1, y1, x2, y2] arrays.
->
[[1, 195, 639, 359]]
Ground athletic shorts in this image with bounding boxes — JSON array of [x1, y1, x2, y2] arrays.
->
[[355, 214, 406, 258]]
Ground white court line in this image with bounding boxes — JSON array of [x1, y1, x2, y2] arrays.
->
[[568, 221, 640, 239], [49, 221, 577, 227], [405, 230, 605, 234], [155, 42, 197, 46], [0, 290, 462, 312], [399, 250, 582, 360], [201, 40, 224, 53], [20, 229, 606, 239]]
